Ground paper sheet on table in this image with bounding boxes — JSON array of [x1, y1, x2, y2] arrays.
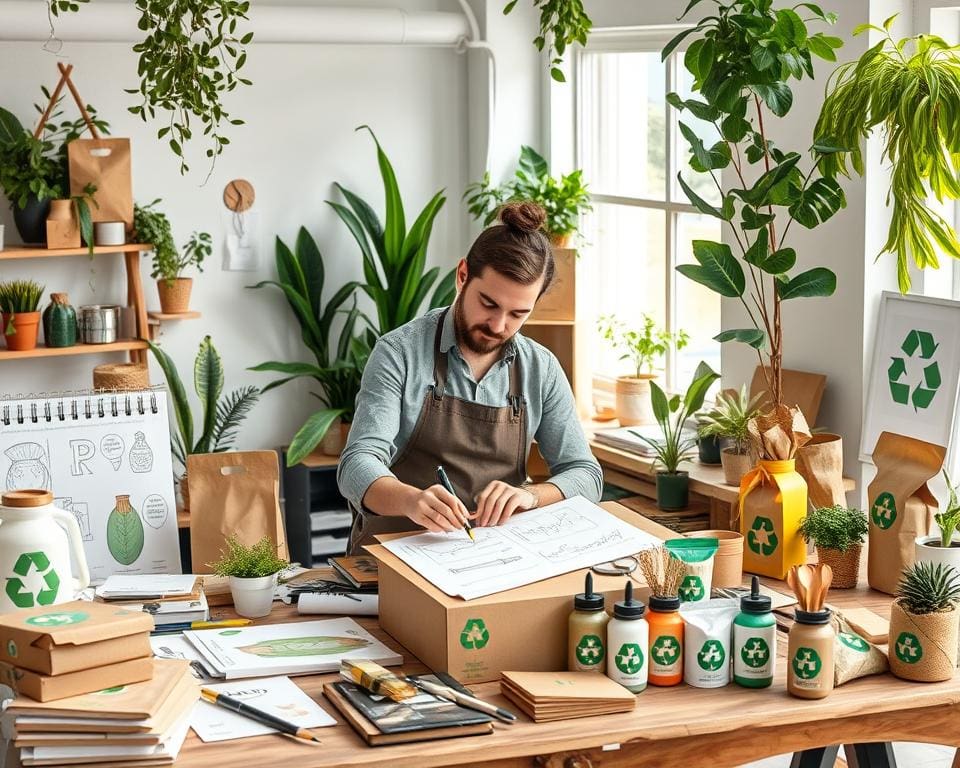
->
[[380, 496, 662, 599], [190, 676, 335, 742]]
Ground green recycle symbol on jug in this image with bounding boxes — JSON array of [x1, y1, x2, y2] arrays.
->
[[792, 647, 822, 680], [614, 643, 644, 675], [5, 551, 59, 609], [888, 329, 940, 411], [697, 640, 725, 671], [740, 637, 771, 668], [679, 574, 705, 601], [871, 492, 897, 530], [459, 618, 490, 650], [575, 635, 605, 666], [651, 636, 680, 666], [747, 516, 778, 557]]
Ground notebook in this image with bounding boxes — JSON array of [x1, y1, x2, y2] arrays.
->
[[0, 389, 181, 583], [499, 671, 636, 722]]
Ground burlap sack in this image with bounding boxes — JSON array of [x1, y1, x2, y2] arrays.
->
[[888, 600, 958, 682], [832, 612, 888, 686], [866, 432, 945, 594], [797, 433, 846, 509], [187, 451, 289, 573]]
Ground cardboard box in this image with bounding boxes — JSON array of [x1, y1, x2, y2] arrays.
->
[[367, 503, 672, 684], [0, 600, 153, 675], [0, 656, 154, 702], [528, 247, 575, 322]]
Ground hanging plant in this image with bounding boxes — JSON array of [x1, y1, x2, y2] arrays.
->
[[503, 0, 592, 83]]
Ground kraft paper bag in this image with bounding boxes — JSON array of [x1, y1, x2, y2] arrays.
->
[[67, 138, 134, 232], [866, 432, 945, 595], [831, 612, 888, 686], [187, 451, 289, 573], [797, 433, 847, 509]]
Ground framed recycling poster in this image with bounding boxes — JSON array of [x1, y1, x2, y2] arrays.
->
[[861, 292, 960, 473]]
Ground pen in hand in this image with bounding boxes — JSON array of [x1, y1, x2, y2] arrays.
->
[[435, 465, 475, 541]]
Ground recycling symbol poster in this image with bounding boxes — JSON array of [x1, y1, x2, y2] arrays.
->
[[861, 294, 960, 471]]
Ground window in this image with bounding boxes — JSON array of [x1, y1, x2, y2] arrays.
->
[[575, 30, 722, 393]]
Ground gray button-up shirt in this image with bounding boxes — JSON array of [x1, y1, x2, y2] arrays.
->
[[336, 307, 603, 510]]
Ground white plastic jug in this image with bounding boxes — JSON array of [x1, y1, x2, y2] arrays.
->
[[0, 490, 90, 612]]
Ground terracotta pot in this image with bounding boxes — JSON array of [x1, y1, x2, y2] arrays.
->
[[320, 419, 352, 456], [888, 600, 958, 682], [720, 447, 753, 486], [157, 277, 193, 313], [2, 311, 41, 351], [816, 543, 861, 589], [688, 529, 744, 588], [615, 374, 656, 426], [548, 231, 573, 248]]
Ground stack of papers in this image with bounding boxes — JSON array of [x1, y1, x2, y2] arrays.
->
[[96, 574, 209, 631], [8, 659, 198, 767], [500, 671, 637, 722], [593, 424, 697, 458], [181, 618, 402, 679]]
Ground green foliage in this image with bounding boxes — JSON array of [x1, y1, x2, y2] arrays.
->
[[71, 182, 98, 257], [503, 0, 592, 83], [798, 505, 868, 552], [696, 385, 765, 454], [0, 280, 44, 315], [249, 228, 370, 466], [896, 561, 960, 615], [816, 19, 960, 293], [127, 0, 253, 177], [464, 145, 592, 239], [147, 335, 259, 470], [632, 362, 719, 474], [597, 313, 689, 378], [329, 125, 456, 336], [134, 200, 211, 283], [208, 534, 288, 579], [664, 0, 846, 410], [49, 0, 90, 15], [935, 469, 960, 548]]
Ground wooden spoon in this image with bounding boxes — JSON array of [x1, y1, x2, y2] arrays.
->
[[816, 564, 833, 612], [796, 564, 815, 612]]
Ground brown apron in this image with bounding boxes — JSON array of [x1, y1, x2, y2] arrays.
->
[[347, 309, 527, 554]]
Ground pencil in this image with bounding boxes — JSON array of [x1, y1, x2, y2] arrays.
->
[[200, 688, 321, 743], [436, 465, 475, 541]]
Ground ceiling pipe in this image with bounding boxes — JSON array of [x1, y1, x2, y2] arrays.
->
[[0, 2, 471, 45]]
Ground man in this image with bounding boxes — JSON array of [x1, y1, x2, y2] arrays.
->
[[337, 201, 602, 553]]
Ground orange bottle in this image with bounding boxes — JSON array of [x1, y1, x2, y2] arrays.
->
[[647, 595, 684, 686]]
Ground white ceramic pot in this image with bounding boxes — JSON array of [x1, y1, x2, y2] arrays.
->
[[229, 573, 278, 618], [915, 535, 960, 573], [615, 375, 656, 426], [0, 490, 90, 612]]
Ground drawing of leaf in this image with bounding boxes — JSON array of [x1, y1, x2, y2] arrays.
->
[[107, 507, 145, 565], [237, 636, 371, 657]]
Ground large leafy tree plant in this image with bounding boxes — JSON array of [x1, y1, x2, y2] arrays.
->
[[664, 0, 847, 431]]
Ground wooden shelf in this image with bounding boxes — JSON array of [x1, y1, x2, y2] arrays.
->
[[148, 311, 201, 322], [0, 243, 152, 260], [0, 339, 148, 361]]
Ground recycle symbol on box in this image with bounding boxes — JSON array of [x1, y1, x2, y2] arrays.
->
[[459, 618, 490, 650], [888, 329, 940, 411], [747, 516, 778, 557], [5, 551, 59, 609]]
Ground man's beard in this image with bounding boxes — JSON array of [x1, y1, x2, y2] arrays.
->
[[453, 298, 508, 355]]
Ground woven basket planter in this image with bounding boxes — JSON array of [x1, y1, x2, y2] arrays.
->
[[816, 544, 861, 589], [888, 600, 958, 682], [157, 278, 193, 313], [94, 363, 150, 391]]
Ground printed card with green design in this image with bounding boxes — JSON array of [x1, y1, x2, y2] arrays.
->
[[183, 618, 402, 679]]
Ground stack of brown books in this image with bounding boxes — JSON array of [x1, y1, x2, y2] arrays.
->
[[500, 671, 637, 722]]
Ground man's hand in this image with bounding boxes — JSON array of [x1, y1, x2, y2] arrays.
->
[[474, 481, 538, 527], [407, 484, 472, 533]]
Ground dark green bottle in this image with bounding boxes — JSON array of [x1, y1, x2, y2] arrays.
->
[[43, 292, 77, 347], [733, 576, 775, 688]]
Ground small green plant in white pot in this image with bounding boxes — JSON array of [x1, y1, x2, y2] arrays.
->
[[916, 470, 960, 572], [209, 535, 288, 618], [697, 386, 764, 486]]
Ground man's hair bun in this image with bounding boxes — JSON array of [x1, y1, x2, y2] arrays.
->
[[499, 201, 547, 234]]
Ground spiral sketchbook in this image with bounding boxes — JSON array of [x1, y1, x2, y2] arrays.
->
[[0, 388, 182, 583]]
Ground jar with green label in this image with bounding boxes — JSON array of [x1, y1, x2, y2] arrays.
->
[[606, 582, 648, 693], [733, 576, 775, 688], [787, 608, 834, 699], [568, 572, 609, 673]]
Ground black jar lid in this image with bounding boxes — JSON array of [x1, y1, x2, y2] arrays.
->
[[648, 594, 680, 612], [794, 608, 832, 625], [741, 575, 772, 614], [574, 572, 605, 611], [613, 581, 646, 619]]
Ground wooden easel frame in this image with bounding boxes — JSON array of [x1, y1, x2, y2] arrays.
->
[[33, 62, 101, 140]]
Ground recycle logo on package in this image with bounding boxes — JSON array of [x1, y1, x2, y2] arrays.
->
[[5, 551, 60, 609], [575, 634, 605, 666], [894, 632, 923, 664], [839, 632, 870, 653], [747, 516, 778, 557], [888, 329, 940, 411], [871, 492, 897, 530], [651, 635, 680, 666], [791, 647, 822, 680], [679, 574, 705, 602], [740, 637, 771, 668], [614, 643, 644, 675], [25, 611, 88, 627], [697, 640, 726, 671], [458, 618, 490, 650]]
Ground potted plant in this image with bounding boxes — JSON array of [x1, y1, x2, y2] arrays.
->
[[695, 414, 722, 465], [798, 505, 868, 589], [888, 561, 960, 682], [133, 200, 211, 313], [915, 470, 960, 572], [464, 145, 592, 247], [597, 313, 689, 427], [632, 362, 719, 511], [147, 336, 260, 508], [0, 279, 44, 352], [697, 386, 764, 486], [208, 534, 288, 618]]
